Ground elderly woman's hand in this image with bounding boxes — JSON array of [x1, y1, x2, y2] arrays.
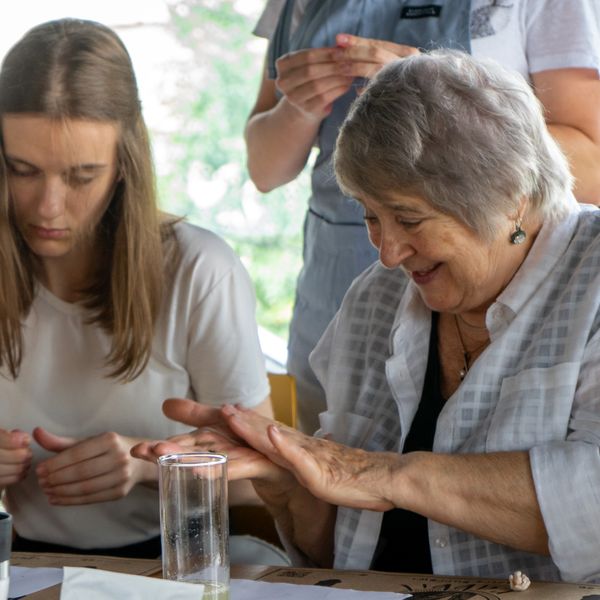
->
[[223, 404, 398, 512]]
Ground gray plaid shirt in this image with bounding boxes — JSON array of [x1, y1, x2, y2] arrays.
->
[[310, 204, 600, 582]]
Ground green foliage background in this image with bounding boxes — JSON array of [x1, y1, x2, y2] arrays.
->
[[158, 0, 308, 339]]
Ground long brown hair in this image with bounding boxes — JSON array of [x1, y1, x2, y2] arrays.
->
[[0, 19, 174, 381]]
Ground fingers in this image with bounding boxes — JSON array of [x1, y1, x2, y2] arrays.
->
[[162, 398, 222, 428], [38, 449, 117, 489], [41, 471, 135, 505], [37, 431, 138, 484], [37, 432, 152, 504], [336, 33, 420, 59], [0, 429, 32, 486], [281, 78, 354, 115], [274, 35, 419, 120], [0, 428, 30, 450], [131, 440, 188, 462], [131, 401, 247, 465], [148, 441, 188, 457], [222, 406, 307, 477], [32, 427, 77, 453], [133, 436, 290, 487], [267, 424, 317, 484], [131, 428, 237, 463], [222, 405, 277, 453], [36, 430, 115, 475], [130, 433, 219, 462], [333, 33, 420, 80], [163, 398, 247, 446], [276, 48, 354, 119], [225, 447, 293, 485], [276, 46, 338, 73]]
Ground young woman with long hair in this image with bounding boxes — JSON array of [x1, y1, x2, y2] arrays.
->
[[0, 18, 271, 558]]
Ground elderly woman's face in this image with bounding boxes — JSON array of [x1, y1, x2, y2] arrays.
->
[[360, 192, 527, 316]]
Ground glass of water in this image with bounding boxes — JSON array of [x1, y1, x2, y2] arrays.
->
[[158, 452, 229, 600]]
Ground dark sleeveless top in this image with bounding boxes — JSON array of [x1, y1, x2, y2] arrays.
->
[[370, 312, 444, 573]]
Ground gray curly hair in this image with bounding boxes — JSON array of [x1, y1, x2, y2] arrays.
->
[[334, 50, 573, 240]]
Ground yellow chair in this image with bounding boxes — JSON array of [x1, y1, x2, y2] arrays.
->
[[267, 372, 297, 429]]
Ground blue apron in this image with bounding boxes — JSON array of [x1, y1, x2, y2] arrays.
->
[[270, 0, 472, 433]]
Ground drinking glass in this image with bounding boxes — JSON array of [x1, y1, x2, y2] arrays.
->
[[158, 452, 229, 600]]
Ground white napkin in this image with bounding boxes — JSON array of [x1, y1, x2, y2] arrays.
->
[[230, 579, 411, 599], [60, 567, 203, 600]]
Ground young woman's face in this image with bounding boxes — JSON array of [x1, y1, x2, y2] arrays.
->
[[2, 114, 120, 264]]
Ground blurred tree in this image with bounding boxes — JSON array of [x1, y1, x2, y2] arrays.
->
[[159, 0, 308, 339]]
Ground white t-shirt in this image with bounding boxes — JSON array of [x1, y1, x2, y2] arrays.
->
[[1, 222, 270, 548], [254, 0, 600, 79]]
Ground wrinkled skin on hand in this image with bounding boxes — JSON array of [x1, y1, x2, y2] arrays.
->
[[132, 400, 399, 513], [223, 404, 398, 512], [130, 399, 299, 509]]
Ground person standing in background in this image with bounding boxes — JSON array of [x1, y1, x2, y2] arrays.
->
[[246, 0, 600, 434]]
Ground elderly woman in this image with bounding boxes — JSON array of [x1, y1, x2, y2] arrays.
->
[[134, 50, 600, 581]]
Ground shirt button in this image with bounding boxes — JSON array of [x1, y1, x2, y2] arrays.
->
[[434, 537, 448, 548]]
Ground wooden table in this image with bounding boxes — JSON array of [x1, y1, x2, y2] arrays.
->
[[12, 552, 600, 599], [12, 553, 271, 599]]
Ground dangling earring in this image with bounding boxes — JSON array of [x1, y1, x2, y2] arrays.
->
[[510, 219, 526, 245]]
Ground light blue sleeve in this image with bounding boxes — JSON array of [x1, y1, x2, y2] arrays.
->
[[530, 329, 600, 582]]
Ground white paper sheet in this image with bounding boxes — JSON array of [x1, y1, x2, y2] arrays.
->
[[8, 568, 412, 599], [230, 579, 411, 599], [9, 566, 63, 598], [60, 567, 203, 600]]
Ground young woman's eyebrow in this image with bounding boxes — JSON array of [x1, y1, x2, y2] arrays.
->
[[70, 164, 109, 172], [5, 156, 109, 171], [4, 155, 37, 168]]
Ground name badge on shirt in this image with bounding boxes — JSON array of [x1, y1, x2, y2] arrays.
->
[[401, 5, 443, 19]]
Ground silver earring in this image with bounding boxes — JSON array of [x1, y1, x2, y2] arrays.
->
[[510, 220, 526, 245]]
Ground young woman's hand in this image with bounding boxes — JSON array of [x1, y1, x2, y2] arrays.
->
[[33, 427, 158, 505], [131, 399, 333, 563], [0, 428, 32, 489], [131, 399, 294, 490]]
